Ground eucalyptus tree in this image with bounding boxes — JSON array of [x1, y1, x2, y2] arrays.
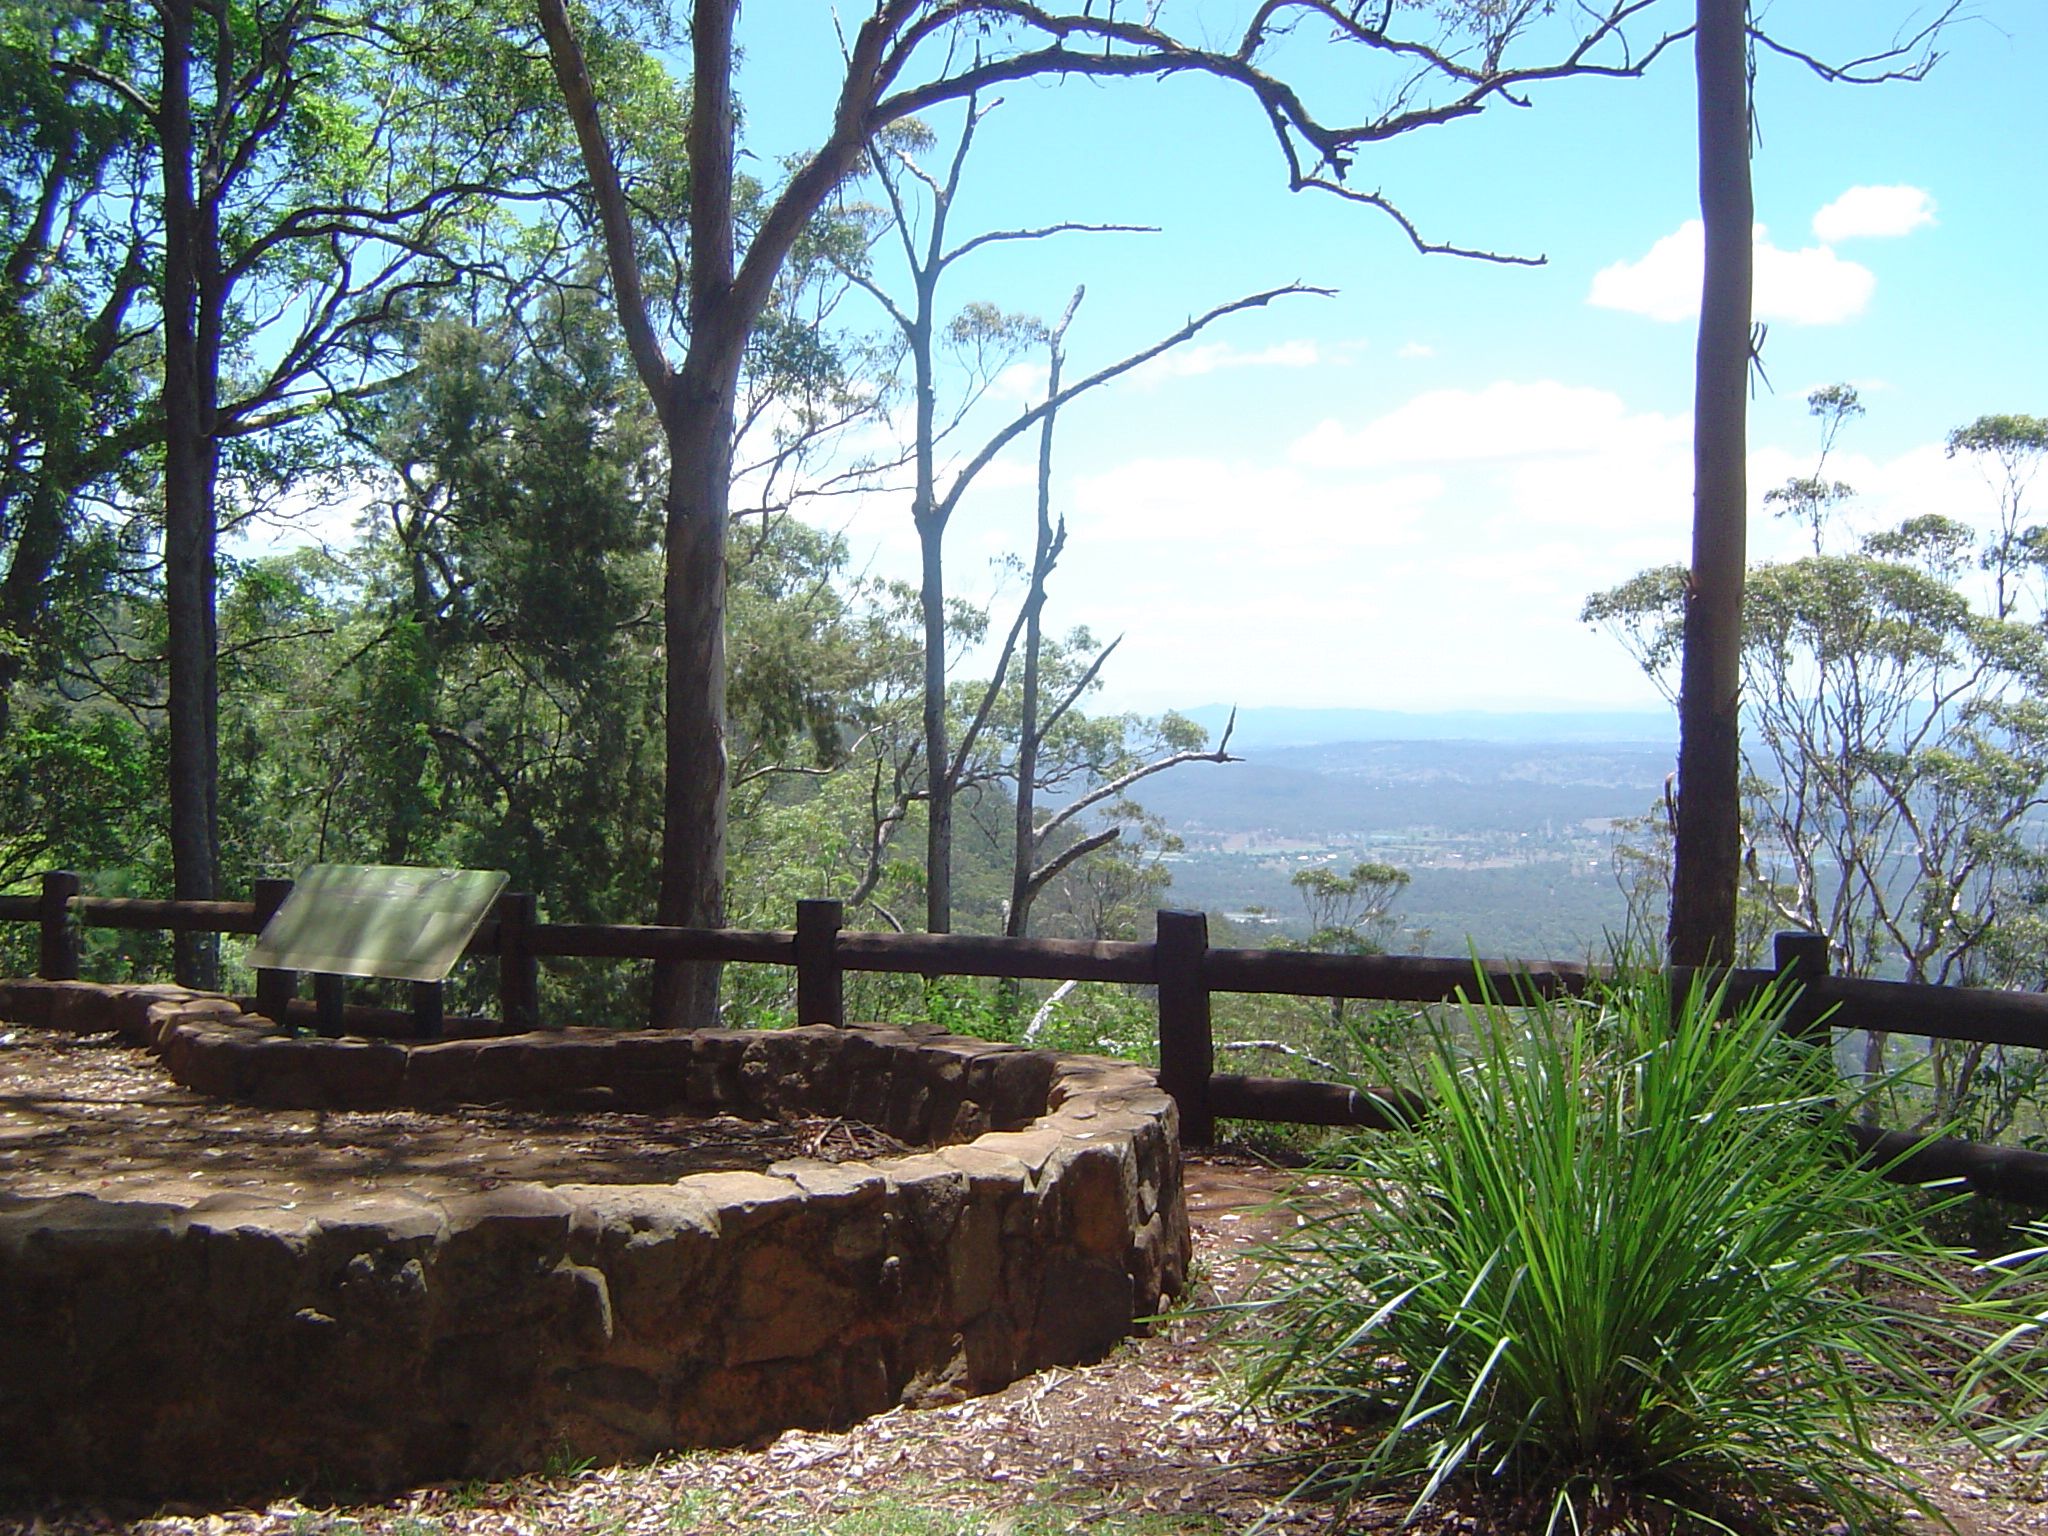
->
[[1291, 858, 1411, 1031], [1587, 395, 2048, 1133], [1948, 412, 2048, 620], [1669, 1, 1957, 968], [991, 296, 1250, 942], [0, 1, 157, 743], [838, 107, 1286, 932], [52, 0, 611, 984], [1669, 0, 1753, 969], [538, 1, 1688, 1021]]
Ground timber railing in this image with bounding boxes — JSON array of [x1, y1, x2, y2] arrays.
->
[[9, 873, 2048, 1203]]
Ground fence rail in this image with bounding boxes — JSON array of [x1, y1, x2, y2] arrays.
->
[[10, 872, 2048, 1203]]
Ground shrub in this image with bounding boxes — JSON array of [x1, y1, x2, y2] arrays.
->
[[1956, 1222, 2048, 1468], [1239, 971, 1983, 1533]]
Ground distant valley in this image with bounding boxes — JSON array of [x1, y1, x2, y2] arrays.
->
[[1142, 708, 1678, 962]]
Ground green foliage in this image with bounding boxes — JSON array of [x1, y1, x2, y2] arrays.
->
[[1240, 972, 1984, 1532], [1956, 1220, 2048, 1459], [0, 0, 158, 733], [1290, 860, 1411, 957], [235, 296, 669, 1014], [1586, 391, 2048, 1133], [0, 704, 154, 889]]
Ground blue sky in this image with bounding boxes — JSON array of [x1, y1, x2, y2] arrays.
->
[[732, 3, 2047, 720]]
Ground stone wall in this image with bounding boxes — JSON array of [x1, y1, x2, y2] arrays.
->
[[0, 980, 1189, 1500]]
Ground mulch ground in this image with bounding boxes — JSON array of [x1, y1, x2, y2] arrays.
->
[[0, 1024, 912, 1203], [0, 1026, 2043, 1535]]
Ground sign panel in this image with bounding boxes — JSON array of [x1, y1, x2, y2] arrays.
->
[[250, 864, 510, 983]]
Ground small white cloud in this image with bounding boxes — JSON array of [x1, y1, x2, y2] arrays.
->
[[1756, 234, 1878, 324], [1290, 380, 1689, 471], [1588, 220, 1876, 326], [1812, 185, 1936, 242], [1397, 341, 1435, 360], [991, 360, 1050, 402], [1588, 223, 1702, 323]]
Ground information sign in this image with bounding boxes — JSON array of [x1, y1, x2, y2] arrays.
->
[[250, 864, 510, 983]]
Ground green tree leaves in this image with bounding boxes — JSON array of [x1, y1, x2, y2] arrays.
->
[[1587, 391, 2048, 1131]]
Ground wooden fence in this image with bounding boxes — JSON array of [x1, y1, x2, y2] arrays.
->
[[9, 872, 2048, 1204]]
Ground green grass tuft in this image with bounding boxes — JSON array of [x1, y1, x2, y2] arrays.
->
[[1238, 969, 1986, 1534]]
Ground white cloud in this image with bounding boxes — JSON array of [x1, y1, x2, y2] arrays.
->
[[1397, 341, 1435, 360], [820, 369, 2004, 717], [1812, 185, 1936, 242], [1065, 456, 1438, 553], [1010, 383, 1704, 710], [1290, 380, 1690, 472], [1587, 220, 1877, 326], [991, 360, 1050, 402]]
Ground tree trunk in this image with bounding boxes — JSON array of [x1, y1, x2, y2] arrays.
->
[[1005, 561, 1046, 942], [1006, 316, 1070, 942], [159, 0, 222, 989], [377, 545, 439, 866], [648, 371, 732, 1026], [1670, 0, 1752, 971], [918, 511, 950, 934], [637, 0, 743, 1026], [911, 276, 949, 933], [0, 475, 73, 742]]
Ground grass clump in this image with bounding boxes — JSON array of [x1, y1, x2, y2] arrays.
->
[[1239, 970, 1982, 1534]]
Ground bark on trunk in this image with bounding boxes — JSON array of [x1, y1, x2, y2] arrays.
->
[[159, 0, 222, 989], [910, 277, 948, 934], [1005, 323, 1068, 942], [1670, 0, 1752, 970], [641, 0, 741, 1027], [0, 476, 72, 741], [918, 510, 950, 934], [649, 379, 732, 1027]]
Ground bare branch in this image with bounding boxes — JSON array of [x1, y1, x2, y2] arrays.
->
[[947, 598, 1031, 789], [1022, 825, 1122, 902], [935, 283, 1331, 527], [536, 0, 673, 407], [1019, 978, 1078, 1044], [1748, 4, 1963, 85], [1035, 741, 1240, 845], [1216, 1037, 1347, 1079], [945, 220, 1156, 266], [1294, 178, 1547, 265], [1036, 632, 1121, 748]]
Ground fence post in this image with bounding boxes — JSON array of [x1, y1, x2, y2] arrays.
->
[[1156, 909, 1215, 1146], [252, 877, 295, 1025], [38, 870, 80, 981], [1773, 929, 1831, 1045], [795, 899, 845, 1026], [498, 890, 540, 1031], [314, 973, 345, 1037]]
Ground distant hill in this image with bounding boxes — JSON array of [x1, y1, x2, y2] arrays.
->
[[1175, 704, 1674, 752], [1133, 737, 1674, 839], [1114, 727, 1677, 961]]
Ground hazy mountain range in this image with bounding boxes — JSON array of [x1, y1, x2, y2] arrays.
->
[[1176, 704, 1675, 753], [1141, 707, 1681, 961]]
